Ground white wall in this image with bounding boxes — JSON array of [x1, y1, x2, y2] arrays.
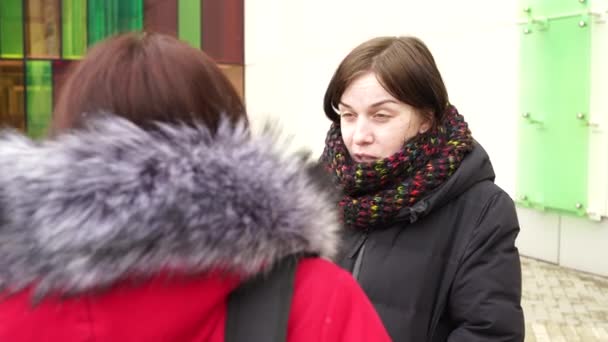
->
[[244, 0, 608, 277]]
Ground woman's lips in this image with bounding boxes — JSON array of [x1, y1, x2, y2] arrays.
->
[[353, 154, 378, 163]]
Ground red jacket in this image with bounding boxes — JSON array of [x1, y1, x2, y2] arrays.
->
[[0, 117, 390, 342], [0, 259, 389, 341]]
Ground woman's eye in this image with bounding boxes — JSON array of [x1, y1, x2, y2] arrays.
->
[[373, 113, 390, 121], [340, 112, 355, 119]]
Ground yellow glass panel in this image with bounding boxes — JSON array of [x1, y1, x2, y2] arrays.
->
[[218, 64, 244, 100], [25, 0, 61, 58], [0, 61, 26, 132]]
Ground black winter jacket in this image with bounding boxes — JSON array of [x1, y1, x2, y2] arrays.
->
[[337, 143, 525, 341]]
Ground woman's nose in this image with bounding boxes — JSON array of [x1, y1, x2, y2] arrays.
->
[[353, 120, 373, 145]]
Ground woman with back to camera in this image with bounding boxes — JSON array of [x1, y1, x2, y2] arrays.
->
[[321, 36, 525, 341], [0, 32, 390, 342]]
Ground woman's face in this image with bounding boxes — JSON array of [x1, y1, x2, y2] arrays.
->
[[338, 72, 430, 163]]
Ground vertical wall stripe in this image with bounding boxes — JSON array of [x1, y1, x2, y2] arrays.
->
[[178, 0, 201, 48]]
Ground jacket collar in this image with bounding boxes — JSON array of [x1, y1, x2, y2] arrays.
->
[[395, 141, 496, 223]]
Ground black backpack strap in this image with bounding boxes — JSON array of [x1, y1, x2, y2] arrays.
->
[[225, 254, 302, 342]]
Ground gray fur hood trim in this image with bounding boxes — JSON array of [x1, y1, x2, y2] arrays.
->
[[0, 115, 339, 296]]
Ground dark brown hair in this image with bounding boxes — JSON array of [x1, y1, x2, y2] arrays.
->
[[52, 32, 246, 134], [323, 36, 448, 127]]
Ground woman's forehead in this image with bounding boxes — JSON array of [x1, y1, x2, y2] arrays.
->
[[341, 73, 397, 104]]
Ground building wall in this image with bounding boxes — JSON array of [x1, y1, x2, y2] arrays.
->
[[2, 0, 608, 277], [244, 0, 608, 277]]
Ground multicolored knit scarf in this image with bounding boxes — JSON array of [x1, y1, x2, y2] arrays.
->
[[321, 105, 474, 229]]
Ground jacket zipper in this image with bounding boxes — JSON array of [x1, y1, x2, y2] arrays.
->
[[349, 230, 369, 280]]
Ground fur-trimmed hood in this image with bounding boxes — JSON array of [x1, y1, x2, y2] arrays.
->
[[0, 115, 339, 297]]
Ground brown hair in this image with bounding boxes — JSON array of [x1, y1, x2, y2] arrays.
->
[[52, 32, 246, 134], [323, 36, 448, 127]]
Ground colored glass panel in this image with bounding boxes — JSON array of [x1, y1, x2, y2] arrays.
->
[[62, 0, 87, 59], [520, 0, 588, 18], [0, 0, 24, 58], [517, 16, 591, 215], [25, 0, 61, 58], [219, 64, 244, 100], [26, 60, 53, 138], [88, 0, 143, 46], [178, 0, 201, 48], [0, 61, 25, 131], [144, 0, 178, 36], [202, 0, 243, 64]]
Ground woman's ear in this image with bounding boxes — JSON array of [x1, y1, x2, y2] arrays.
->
[[419, 113, 433, 134], [419, 121, 431, 134]]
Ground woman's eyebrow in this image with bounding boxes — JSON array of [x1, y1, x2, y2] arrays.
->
[[339, 99, 397, 109]]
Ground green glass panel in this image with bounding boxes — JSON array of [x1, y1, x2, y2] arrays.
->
[[62, 0, 87, 59], [179, 0, 201, 48], [0, 61, 25, 131], [88, 0, 143, 46], [26, 61, 53, 139], [517, 16, 591, 215], [520, 0, 588, 17], [0, 0, 24, 58], [118, 1, 144, 33], [87, 0, 106, 45]]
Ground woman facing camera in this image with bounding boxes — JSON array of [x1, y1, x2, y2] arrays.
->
[[321, 36, 525, 341]]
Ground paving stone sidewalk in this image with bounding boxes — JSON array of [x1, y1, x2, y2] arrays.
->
[[522, 257, 608, 341]]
